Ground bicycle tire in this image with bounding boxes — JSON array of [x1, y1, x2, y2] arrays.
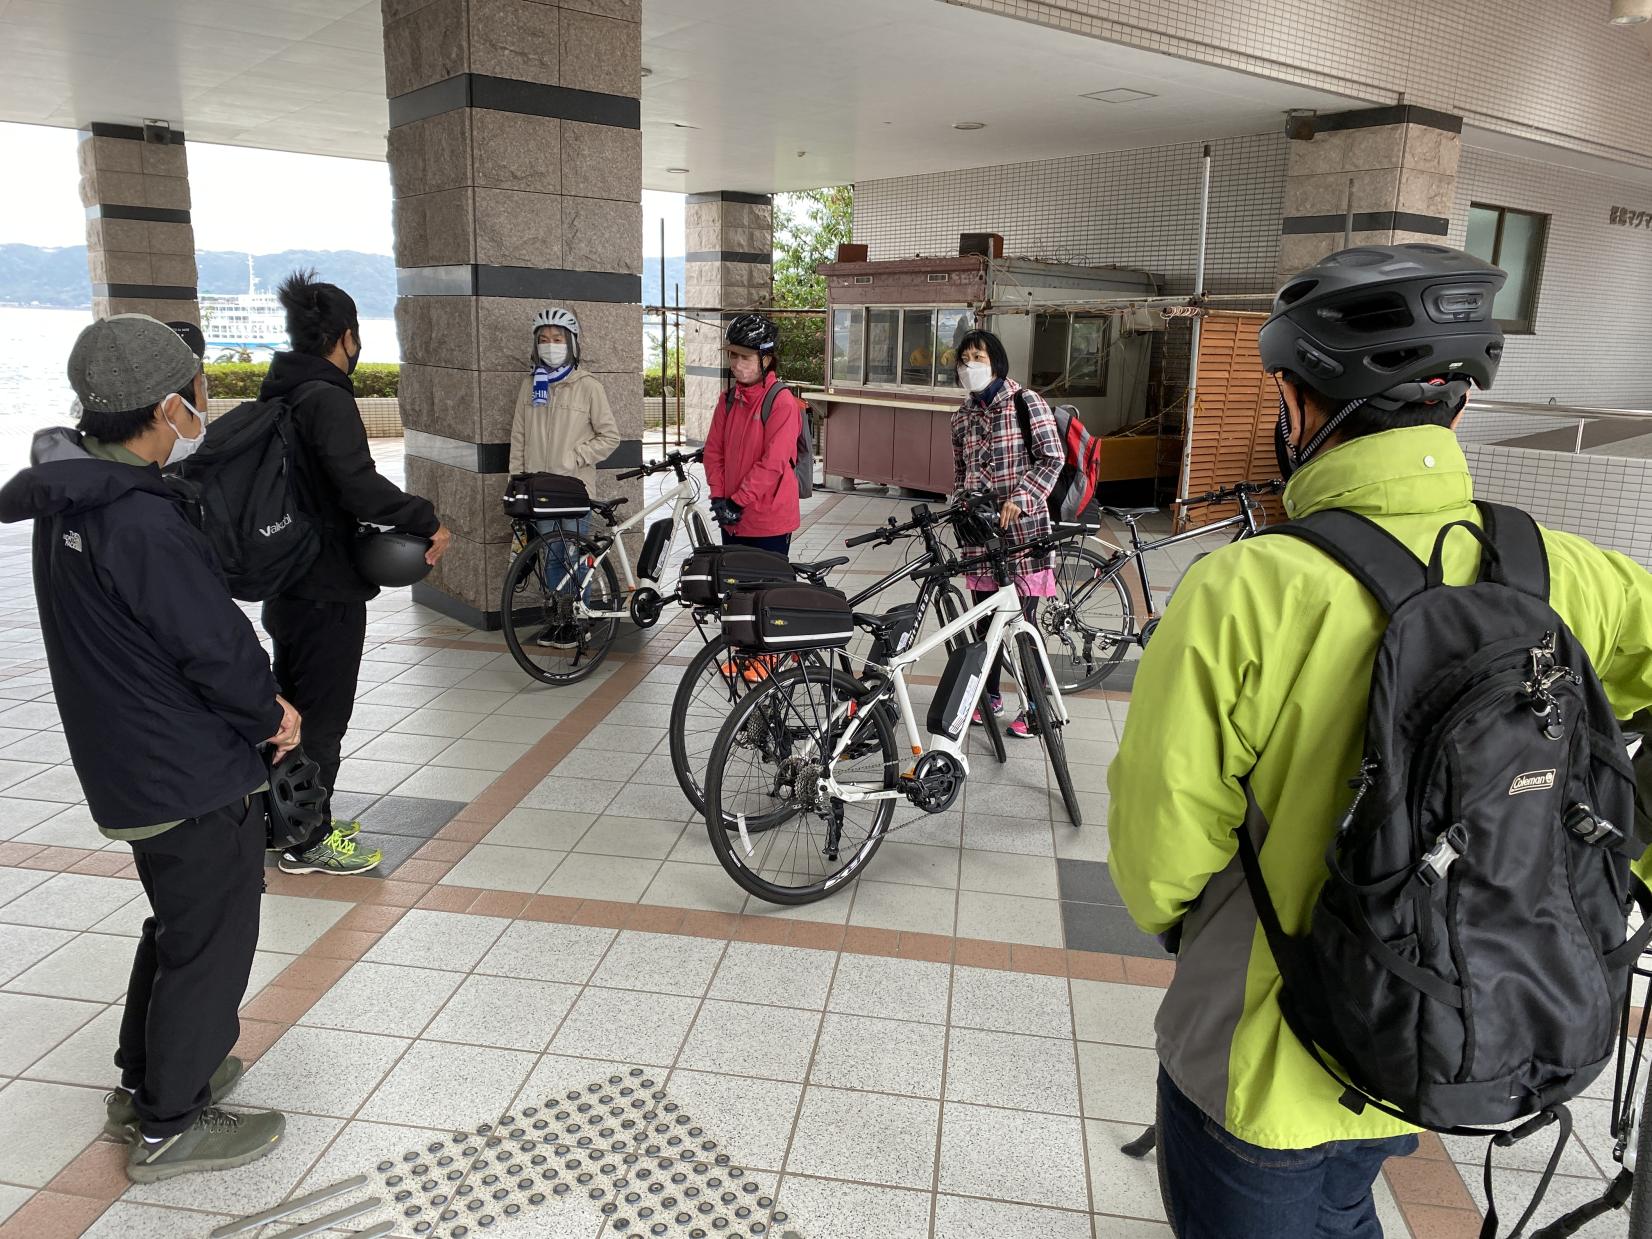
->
[[703, 665, 897, 904], [668, 635, 818, 816], [1631, 1068, 1652, 1237], [499, 531, 622, 686], [1019, 630, 1082, 827], [1047, 542, 1134, 693]]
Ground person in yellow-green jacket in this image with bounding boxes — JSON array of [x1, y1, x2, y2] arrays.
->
[[1108, 244, 1652, 1237]]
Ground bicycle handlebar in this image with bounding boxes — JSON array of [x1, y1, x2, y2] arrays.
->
[[841, 500, 960, 550], [616, 448, 704, 482], [1173, 478, 1285, 508]]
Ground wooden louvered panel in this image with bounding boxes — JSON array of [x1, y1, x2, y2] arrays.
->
[[1180, 312, 1285, 531]]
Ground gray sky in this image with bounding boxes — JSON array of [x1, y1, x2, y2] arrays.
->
[[0, 121, 684, 257]]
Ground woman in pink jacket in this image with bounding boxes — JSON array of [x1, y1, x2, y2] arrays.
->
[[703, 313, 801, 554]]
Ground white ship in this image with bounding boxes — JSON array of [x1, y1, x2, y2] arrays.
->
[[200, 255, 286, 355]]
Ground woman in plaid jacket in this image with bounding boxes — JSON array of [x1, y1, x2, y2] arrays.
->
[[950, 328, 1065, 738]]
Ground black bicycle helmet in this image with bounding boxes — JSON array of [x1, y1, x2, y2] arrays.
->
[[266, 746, 326, 851], [1258, 244, 1506, 409], [952, 487, 1002, 548], [353, 530, 433, 587], [725, 312, 779, 353]]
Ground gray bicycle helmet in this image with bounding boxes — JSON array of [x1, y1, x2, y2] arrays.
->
[[266, 746, 326, 851], [1258, 244, 1506, 409], [353, 530, 433, 587]]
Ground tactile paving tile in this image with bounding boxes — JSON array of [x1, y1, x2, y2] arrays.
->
[[372, 1068, 799, 1239]]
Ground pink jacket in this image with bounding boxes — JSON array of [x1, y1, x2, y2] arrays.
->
[[703, 372, 801, 538]]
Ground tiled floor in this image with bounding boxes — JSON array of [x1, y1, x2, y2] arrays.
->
[[0, 447, 1631, 1238]]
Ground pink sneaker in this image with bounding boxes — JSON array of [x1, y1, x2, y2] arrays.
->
[[971, 693, 1004, 726], [1007, 711, 1038, 740]]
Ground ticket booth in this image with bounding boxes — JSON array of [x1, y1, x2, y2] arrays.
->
[[813, 254, 1161, 494]]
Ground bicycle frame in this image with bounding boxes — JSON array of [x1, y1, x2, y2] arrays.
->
[[1074, 499, 1261, 620], [537, 473, 709, 621], [823, 578, 1069, 801]]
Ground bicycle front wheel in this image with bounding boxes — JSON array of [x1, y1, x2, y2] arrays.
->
[[500, 532, 622, 685], [1047, 542, 1134, 693], [703, 664, 897, 905], [1019, 630, 1081, 827], [668, 635, 819, 816]]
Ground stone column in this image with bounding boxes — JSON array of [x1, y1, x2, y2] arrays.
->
[[1277, 105, 1461, 279], [77, 123, 198, 325], [383, 0, 643, 629], [683, 191, 772, 441]]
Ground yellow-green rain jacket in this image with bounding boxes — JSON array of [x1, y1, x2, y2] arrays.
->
[[1107, 424, 1652, 1148]]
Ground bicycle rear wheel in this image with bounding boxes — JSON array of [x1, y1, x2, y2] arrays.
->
[[668, 634, 818, 816], [1018, 630, 1082, 827], [499, 531, 621, 685], [1047, 542, 1134, 693], [703, 665, 897, 904], [1631, 1067, 1652, 1236]]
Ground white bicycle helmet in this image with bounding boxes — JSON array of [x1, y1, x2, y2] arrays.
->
[[531, 306, 581, 365]]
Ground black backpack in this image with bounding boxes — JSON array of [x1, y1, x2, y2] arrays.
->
[[171, 382, 329, 601], [748, 382, 814, 500], [1242, 503, 1652, 1236]]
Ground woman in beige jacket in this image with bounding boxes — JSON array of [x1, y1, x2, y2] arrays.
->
[[508, 306, 620, 644]]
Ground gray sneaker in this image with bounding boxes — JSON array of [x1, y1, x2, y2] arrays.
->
[[126, 1106, 285, 1184], [278, 826, 381, 876], [104, 1056, 245, 1142]]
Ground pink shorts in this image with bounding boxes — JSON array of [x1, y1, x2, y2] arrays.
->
[[965, 568, 1057, 597]]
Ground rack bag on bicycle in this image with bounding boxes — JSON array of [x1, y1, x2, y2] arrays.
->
[[679, 545, 794, 608], [502, 472, 591, 519], [722, 584, 853, 651]]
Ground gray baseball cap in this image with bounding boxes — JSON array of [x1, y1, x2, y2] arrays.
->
[[67, 314, 200, 414]]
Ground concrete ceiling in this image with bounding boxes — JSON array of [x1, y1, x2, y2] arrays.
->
[[0, 0, 1368, 189]]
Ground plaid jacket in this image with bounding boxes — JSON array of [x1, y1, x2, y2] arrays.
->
[[951, 378, 1064, 577]]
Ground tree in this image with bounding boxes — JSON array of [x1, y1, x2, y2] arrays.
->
[[771, 186, 852, 385]]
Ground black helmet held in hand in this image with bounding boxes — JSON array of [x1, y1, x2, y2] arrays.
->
[[725, 312, 779, 353], [266, 746, 326, 851], [353, 530, 433, 587], [1258, 243, 1506, 409]]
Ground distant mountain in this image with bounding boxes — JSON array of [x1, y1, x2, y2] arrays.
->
[[0, 245, 689, 319]]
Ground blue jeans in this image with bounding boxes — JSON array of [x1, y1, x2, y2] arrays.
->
[[1155, 1069, 1417, 1239], [534, 516, 591, 600]]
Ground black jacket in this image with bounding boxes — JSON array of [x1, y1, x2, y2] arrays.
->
[[259, 352, 439, 602], [0, 430, 281, 832]]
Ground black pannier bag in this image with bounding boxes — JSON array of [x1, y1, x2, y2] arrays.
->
[[678, 545, 794, 607], [722, 584, 853, 651], [502, 472, 591, 520]]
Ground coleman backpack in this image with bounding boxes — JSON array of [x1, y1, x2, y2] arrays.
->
[[170, 381, 329, 601], [1241, 503, 1652, 1236], [750, 382, 814, 500], [1014, 389, 1103, 528]]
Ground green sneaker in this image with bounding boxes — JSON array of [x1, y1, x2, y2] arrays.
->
[[126, 1106, 285, 1184], [278, 827, 382, 876], [103, 1057, 245, 1142], [331, 818, 361, 839]]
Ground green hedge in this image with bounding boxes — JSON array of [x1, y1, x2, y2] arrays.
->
[[644, 371, 685, 399], [204, 362, 400, 400]]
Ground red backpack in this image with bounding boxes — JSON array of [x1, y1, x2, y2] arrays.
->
[[1013, 390, 1104, 529]]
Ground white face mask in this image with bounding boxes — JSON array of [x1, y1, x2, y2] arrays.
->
[[538, 342, 569, 368], [163, 396, 205, 467], [958, 361, 993, 393]]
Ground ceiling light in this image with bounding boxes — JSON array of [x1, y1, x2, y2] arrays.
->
[[665, 167, 689, 174], [1611, 0, 1652, 23], [952, 121, 987, 131], [1082, 87, 1158, 104]]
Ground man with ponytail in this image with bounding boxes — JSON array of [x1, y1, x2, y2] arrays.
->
[[259, 269, 451, 876]]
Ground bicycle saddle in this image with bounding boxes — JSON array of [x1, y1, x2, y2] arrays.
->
[[590, 497, 630, 519], [851, 601, 919, 637], [792, 555, 849, 578], [1102, 505, 1157, 520]]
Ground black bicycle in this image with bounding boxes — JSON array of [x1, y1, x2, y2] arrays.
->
[[667, 502, 1007, 818], [1043, 479, 1285, 692]]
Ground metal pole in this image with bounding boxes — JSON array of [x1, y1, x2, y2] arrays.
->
[[674, 281, 683, 444], [1343, 177, 1354, 248], [1177, 142, 1213, 515], [654, 218, 660, 455]]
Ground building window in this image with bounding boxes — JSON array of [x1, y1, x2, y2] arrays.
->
[[1463, 203, 1548, 334], [901, 309, 936, 385], [830, 308, 864, 383], [866, 308, 900, 384], [1031, 313, 1110, 397]]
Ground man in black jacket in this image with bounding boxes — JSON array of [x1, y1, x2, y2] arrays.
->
[[0, 314, 299, 1182], [264, 270, 451, 876]]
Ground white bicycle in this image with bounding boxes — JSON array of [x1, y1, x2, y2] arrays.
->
[[702, 498, 1081, 904], [500, 449, 714, 684]]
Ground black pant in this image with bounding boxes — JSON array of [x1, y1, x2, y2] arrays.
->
[[971, 589, 1039, 698], [262, 596, 367, 852], [117, 797, 264, 1137], [721, 530, 792, 555]]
